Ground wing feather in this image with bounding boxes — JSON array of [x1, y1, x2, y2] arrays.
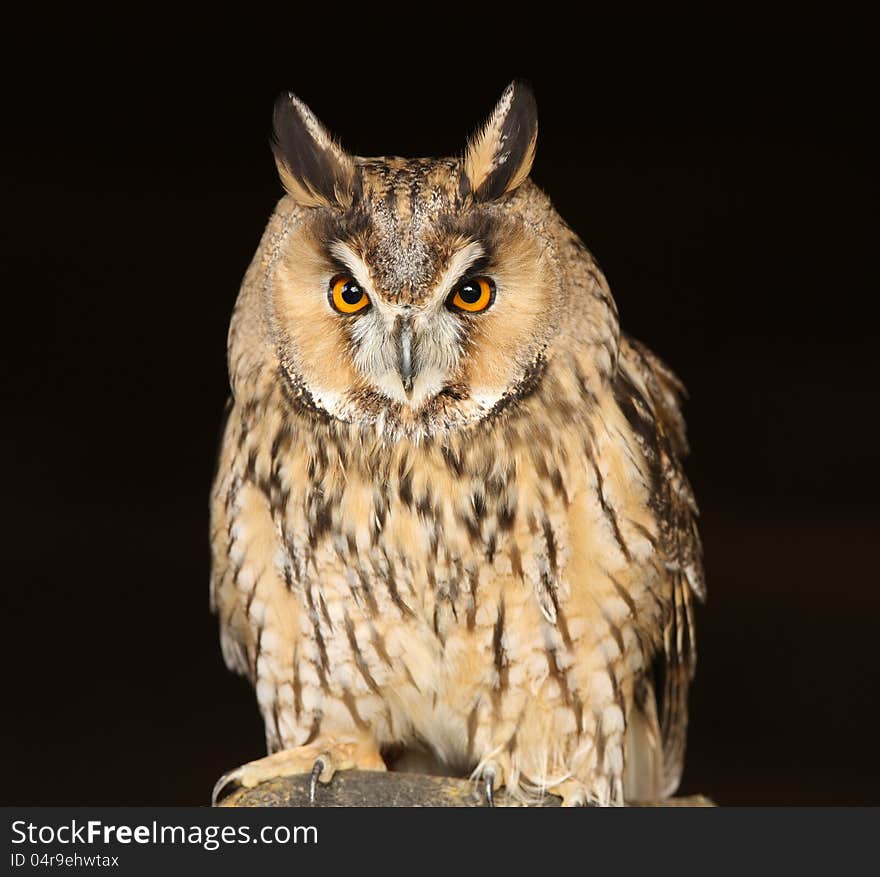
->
[[615, 335, 706, 795]]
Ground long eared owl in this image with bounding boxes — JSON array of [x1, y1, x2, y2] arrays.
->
[[210, 82, 705, 806]]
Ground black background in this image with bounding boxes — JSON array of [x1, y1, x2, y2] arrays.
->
[[5, 3, 878, 805]]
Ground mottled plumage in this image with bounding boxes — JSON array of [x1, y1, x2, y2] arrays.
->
[[210, 82, 705, 806]]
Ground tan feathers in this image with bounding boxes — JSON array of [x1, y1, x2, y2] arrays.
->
[[210, 84, 704, 807]]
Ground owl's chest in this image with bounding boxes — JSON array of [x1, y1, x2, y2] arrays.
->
[[279, 437, 571, 619], [260, 422, 656, 755], [271, 437, 604, 717], [275, 444, 576, 739]]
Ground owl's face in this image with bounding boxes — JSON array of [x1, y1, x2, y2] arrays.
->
[[265, 84, 563, 436]]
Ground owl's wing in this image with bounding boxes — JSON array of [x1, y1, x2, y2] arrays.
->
[[616, 336, 706, 796], [210, 397, 255, 681]]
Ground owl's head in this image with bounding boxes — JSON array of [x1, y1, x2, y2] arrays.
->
[[250, 82, 576, 438]]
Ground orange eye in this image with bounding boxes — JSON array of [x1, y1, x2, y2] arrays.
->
[[329, 274, 370, 314], [448, 276, 495, 313]]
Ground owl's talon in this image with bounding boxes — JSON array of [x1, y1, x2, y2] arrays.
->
[[309, 758, 325, 804], [211, 770, 239, 806], [484, 767, 496, 808]]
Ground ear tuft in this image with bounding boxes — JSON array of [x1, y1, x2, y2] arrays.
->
[[461, 81, 538, 202], [271, 93, 356, 209]]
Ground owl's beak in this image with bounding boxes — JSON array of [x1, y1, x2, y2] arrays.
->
[[396, 318, 415, 396]]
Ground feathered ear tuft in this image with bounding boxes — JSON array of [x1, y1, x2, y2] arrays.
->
[[271, 93, 356, 209], [461, 81, 538, 202]]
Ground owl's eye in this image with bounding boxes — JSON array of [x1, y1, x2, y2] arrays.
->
[[329, 274, 370, 314], [447, 276, 495, 314]]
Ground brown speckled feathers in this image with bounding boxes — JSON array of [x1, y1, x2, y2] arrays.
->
[[210, 83, 704, 806]]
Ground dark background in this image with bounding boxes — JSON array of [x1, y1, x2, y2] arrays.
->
[[4, 3, 877, 805]]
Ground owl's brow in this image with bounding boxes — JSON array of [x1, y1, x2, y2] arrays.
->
[[329, 238, 487, 306], [328, 240, 374, 294], [430, 241, 486, 303]]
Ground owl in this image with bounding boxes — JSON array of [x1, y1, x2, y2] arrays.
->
[[210, 82, 705, 807]]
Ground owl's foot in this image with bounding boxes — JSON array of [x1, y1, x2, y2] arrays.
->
[[547, 779, 590, 807], [212, 738, 386, 806], [546, 777, 623, 807]]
